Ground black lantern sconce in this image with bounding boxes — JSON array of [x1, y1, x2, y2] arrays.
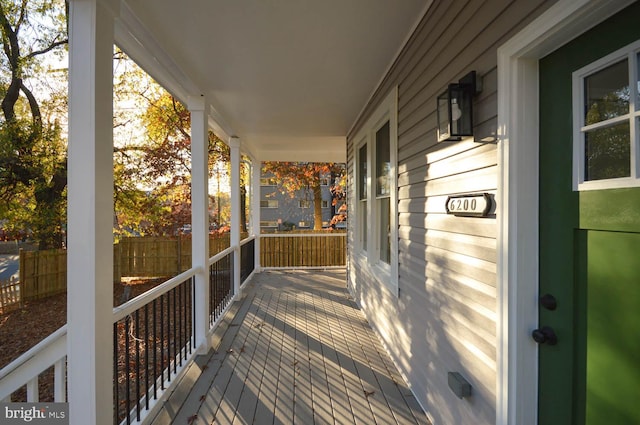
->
[[437, 71, 479, 142]]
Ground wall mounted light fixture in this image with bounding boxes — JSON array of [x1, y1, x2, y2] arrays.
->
[[437, 71, 478, 142]]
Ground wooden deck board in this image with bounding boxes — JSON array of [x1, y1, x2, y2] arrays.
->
[[292, 291, 314, 425], [214, 292, 268, 424], [272, 292, 296, 425], [226, 291, 270, 424], [158, 270, 431, 425], [236, 292, 279, 425], [306, 294, 334, 424], [311, 294, 357, 425]]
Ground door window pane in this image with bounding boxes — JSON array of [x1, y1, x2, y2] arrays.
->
[[376, 121, 391, 196], [584, 59, 629, 125], [585, 121, 630, 181]]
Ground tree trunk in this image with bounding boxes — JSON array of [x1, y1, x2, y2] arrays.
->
[[313, 183, 323, 230], [329, 170, 336, 219], [0, 2, 68, 250], [33, 165, 67, 250]]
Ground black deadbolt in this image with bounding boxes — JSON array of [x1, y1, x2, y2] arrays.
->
[[540, 293, 557, 311], [532, 326, 558, 345]]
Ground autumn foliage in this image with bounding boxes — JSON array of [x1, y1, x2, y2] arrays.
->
[[261, 162, 345, 230], [113, 52, 231, 236]]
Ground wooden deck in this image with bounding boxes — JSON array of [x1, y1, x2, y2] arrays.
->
[[150, 270, 430, 425]]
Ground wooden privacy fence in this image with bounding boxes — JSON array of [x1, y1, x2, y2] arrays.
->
[[11, 232, 344, 304], [14, 234, 239, 303], [260, 232, 346, 268], [20, 249, 66, 302], [115, 236, 194, 279], [115, 233, 241, 279]]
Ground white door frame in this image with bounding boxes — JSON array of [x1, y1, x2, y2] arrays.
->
[[495, 1, 635, 424]]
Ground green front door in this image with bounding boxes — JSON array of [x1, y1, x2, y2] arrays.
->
[[538, 4, 640, 425]]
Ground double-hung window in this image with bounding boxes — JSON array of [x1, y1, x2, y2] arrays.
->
[[376, 121, 391, 265], [353, 87, 398, 294], [573, 39, 640, 190]]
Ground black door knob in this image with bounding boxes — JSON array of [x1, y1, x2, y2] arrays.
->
[[532, 326, 558, 345], [540, 293, 557, 310]]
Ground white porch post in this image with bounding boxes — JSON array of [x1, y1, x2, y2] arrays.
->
[[229, 137, 242, 298], [67, 0, 117, 423], [189, 96, 210, 352], [251, 157, 261, 271]]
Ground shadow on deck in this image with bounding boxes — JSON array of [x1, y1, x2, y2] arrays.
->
[[150, 269, 430, 425]]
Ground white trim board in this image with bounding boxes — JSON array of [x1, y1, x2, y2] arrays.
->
[[495, 1, 635, 425]]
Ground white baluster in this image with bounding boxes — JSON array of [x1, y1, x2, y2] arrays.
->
[[54, 358, 66, 402], [26, 377, 38, 402]]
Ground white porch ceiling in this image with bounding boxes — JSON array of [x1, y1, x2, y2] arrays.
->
[[118, 0, 430, 162]]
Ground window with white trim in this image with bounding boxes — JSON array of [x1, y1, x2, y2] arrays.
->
[[298, 200, 310, 208], [260, 200, 278, 208], [357, 141, 368, 252], [321, 200, 329, 208], [573, 40, 640, 190], [353, 87, 398, 294], [376, 121, 391, 265]]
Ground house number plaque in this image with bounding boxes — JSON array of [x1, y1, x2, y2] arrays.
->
[[445, 193, 492, 217]]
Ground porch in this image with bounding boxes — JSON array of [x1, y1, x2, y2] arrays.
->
[[149, 269, 429, 425], [13, 1, 634, 424], [0, 235, 429, 424]]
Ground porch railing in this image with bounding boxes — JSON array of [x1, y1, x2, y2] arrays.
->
[[240, 236, 256, 282], [112, 269, 197, 425], [0, 325, 67, 403], [208, 247, 234, 325], [0, 232, 336, 423]]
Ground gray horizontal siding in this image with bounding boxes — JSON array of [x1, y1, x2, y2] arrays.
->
[[346, 1, 556, 424]]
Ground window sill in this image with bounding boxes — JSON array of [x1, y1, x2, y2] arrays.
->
[[576, 176, 640, 191]]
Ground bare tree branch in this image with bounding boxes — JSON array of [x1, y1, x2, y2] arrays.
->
[[171, 97, 191, 140], [20, 81, 42, 127], [15, 0, 28, 32], [27, 38, 68, 58], [0, 2, 21, 72]]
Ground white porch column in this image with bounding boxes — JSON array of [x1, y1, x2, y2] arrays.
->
[[67, 0, 117, 424], [189, 96, 210, 352], [229, 137, 242, 298], [251, 157, 262, 271]]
